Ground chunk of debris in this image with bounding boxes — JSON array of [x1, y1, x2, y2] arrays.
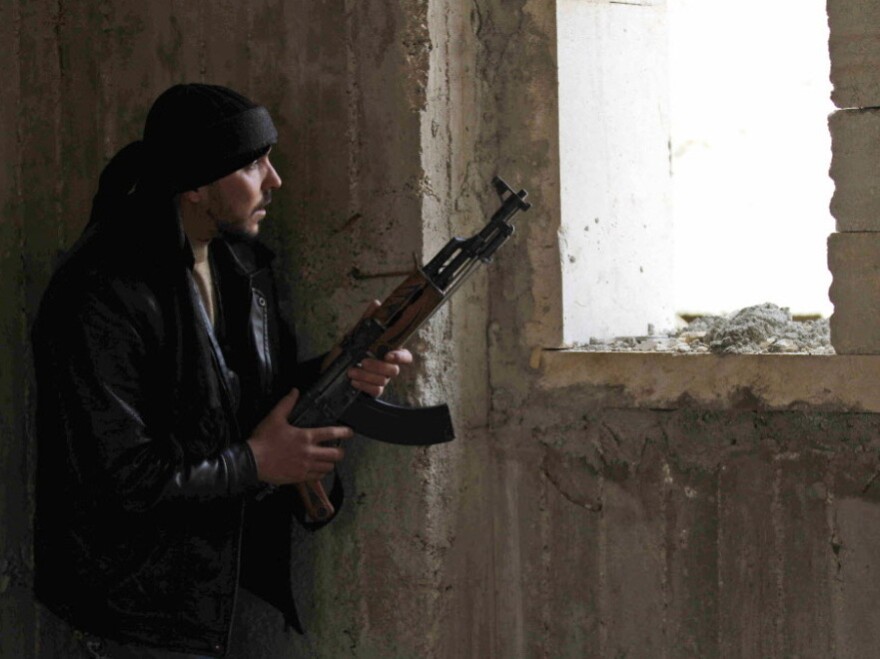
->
[[578, 303, 834, 354]]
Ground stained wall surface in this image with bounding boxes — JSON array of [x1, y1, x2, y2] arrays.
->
[[3, 1, 880, 658]]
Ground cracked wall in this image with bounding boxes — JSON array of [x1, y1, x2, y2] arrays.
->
[[496, 390, 880, 656]]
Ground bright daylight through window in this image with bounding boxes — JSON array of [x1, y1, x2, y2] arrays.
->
[[557, 0, 833, 352]]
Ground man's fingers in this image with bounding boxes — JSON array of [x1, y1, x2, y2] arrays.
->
[[308, 425, 354, 444], [349, 366, 396, 386], [351, 383, 383, 398], [310, 454, 340, 470], [356, 358, 400, 379], [384, 348, 413, 365], [305, 464, 335, 480], [311, 445, 346, 463]]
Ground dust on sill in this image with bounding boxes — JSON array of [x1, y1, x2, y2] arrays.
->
[[571, 302, 834, 355]]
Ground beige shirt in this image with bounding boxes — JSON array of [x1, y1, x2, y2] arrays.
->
[[190, 241, 216, 327]]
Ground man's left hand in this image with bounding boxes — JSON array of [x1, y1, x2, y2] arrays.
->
[[347, 348, 413, 398]]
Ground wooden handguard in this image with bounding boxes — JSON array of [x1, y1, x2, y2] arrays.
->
[[367, 271, 444, 357]]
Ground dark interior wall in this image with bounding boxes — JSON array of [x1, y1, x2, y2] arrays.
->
[[2, 0, 486, 655], [0, 2, 432, 656]]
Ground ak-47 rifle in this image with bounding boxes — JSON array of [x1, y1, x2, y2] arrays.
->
[[291, 176, 531, 520]]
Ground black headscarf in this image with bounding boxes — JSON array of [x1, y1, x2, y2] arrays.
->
[[87, 83, 278, 231]]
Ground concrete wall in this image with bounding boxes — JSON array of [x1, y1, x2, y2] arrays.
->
[[829, 0, 880, 352], [1, 1, 483, 657], [4, 0, 880, 658]]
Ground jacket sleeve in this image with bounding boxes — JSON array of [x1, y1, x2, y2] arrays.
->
[[46, 281, 261, 514]]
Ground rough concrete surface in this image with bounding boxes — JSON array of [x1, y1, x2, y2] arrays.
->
[[828, 0, 880, 108], [829, 231, 880, 354], [3, 1, 880, 658], [829, 108, 880, 232]]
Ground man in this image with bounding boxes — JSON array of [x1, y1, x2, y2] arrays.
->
[[31, 83, 410, 657]]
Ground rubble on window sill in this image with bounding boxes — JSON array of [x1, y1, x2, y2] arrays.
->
[[574, 303, 835, 355]]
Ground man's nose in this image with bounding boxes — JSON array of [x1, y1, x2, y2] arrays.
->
[[264, 159, 282, 190]]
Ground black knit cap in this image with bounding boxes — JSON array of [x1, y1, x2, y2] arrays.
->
[[142, 83, 278, 192]]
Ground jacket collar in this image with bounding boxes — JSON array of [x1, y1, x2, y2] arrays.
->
[[212, 236, 275, 277]]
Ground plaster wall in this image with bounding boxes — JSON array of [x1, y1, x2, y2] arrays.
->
[[4, 1, 880, 659]]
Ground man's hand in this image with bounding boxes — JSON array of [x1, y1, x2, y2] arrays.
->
[[348, 348, 413, 397], [247, 388, 353, 485], [324, 299, 414, 398]]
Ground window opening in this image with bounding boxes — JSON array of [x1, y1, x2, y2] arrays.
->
[[669, 0, 834, 319], [557, 0, 834, 350]]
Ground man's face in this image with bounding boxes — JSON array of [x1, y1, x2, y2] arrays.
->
[[203, 151, 282, 239]]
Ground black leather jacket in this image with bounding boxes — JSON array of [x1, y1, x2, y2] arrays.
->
[[31, 197, 336, 656]]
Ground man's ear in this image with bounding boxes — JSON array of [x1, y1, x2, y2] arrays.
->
[[180, 187, 205, 205]]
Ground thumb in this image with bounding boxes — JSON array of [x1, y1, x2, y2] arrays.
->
[[274, 388, 301, 419]]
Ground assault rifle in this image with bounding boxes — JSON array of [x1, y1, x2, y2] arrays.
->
[[292, 177, 531, 519]]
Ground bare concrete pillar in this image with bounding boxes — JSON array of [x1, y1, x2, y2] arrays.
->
[[828, 0, 880, 353]]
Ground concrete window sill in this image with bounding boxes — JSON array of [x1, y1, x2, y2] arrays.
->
[[536, 351, 880, 413]]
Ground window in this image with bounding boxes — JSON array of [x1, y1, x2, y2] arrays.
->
[[556, 0, 833, 344]]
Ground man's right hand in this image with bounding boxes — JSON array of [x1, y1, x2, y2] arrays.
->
[[246, 388, 353, 485]]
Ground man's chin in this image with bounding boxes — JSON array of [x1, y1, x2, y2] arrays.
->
[[218, 222, 260, 242]]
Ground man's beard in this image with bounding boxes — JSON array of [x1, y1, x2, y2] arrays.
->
[[217, 217, 258, 241], [213, 191, 272, 241]]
